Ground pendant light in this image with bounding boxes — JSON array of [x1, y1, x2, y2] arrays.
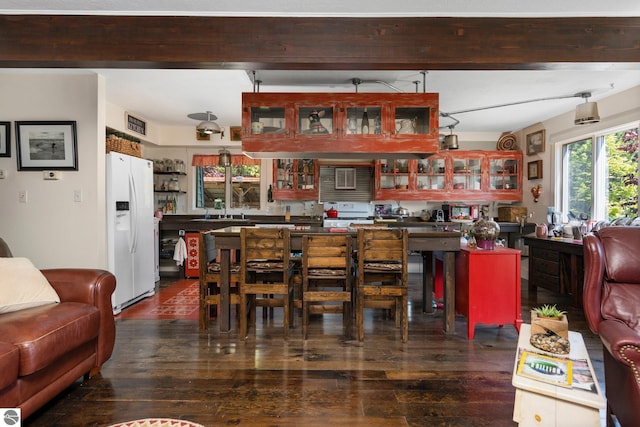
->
[[574, 92, 600, 125], [218, 148, 231, 167], [443, 126, 459, 150], [196, 111, 222, 135]]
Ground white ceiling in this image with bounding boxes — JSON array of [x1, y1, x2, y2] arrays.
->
[[2, 1, 639, 135]]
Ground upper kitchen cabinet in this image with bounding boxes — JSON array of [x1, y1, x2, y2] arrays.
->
[[242, 93, 439, 157], [272, 158, 319, 200], [374, 150, 523, 202]]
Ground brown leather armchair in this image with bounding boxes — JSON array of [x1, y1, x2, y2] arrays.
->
[[583, 226, 640, 427]]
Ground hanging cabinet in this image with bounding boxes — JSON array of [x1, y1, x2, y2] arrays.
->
[[272, 159, 319, 200], [242, 92, 439, 157], [374, 150, 523, 202]]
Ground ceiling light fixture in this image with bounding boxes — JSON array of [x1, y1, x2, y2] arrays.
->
[[196, 111, 222, 135], [443, 126, 459, 150], [574, 92, 600, 125], [440, 91, 600, 129], [218, 148, 231, 167]]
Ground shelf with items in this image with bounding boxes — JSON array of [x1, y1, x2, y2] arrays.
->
[[242, 92, 439, 156], [374, 150, 523, 202], [272, 158, 319, 200], [153, 171, 187, 214]]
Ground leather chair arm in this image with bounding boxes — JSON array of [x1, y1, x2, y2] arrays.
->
[[40, 269, 116, 368], [583, 234, 606, 334], [599, 319, 640, 373]]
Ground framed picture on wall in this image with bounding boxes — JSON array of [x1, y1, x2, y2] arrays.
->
[[230, 126, 242, 141], [526, 129, 546, 155], [528, 160, 543, 180], [0, 122, 10, 157], [16, 121, 78, 170]]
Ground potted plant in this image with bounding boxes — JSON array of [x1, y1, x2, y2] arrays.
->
[[530, 304, 570, 354]]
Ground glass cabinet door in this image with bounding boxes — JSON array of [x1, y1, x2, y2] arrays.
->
[[452, 158, 483, 191], [345, 105, 383, 135], [379, 159, 410, 190], [275, 159, 294, 190], [393, 106, 431, 136], [295, 105, 334, 136], [249, 105, 287, 135], [416, 157, 446, 190], [295, 159, 316, 190], [489, 158, 519, 191]]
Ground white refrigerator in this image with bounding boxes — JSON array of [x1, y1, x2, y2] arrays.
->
[[107, 152, 156, 313]]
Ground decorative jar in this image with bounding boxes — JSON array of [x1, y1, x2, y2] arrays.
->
[[471, 218, 501, 250]]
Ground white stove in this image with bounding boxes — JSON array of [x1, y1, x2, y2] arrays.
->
[[322, 202, 374, 228]]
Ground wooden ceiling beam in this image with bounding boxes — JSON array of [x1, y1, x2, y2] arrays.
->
[[0, 16, 639, 69]]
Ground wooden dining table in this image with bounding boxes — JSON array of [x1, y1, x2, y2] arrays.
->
[[208, 225, 461, 335]]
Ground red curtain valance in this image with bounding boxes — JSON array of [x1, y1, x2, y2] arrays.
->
[[191, 154, 261, 166]]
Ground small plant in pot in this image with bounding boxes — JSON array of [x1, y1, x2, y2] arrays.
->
[[530, 304, 570, 354]]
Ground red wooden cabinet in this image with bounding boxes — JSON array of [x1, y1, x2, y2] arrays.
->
[[374, 150, 523, 202], [242, 92, 440, 156], [272, 159, 319, 200], [455, 245, 523, 339]]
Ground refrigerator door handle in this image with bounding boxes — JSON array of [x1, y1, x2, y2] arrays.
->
[[129, 174, 139, 254]]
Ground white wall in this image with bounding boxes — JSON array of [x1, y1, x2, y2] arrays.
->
[[0, 73, 107, 269], [519, 85, 640, 226]]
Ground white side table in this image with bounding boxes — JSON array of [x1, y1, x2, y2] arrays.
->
[[512, 324, 605, 427]]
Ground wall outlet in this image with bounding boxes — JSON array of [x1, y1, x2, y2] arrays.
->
[[0, 169, 6, 179], [18, 190, 27, 203]]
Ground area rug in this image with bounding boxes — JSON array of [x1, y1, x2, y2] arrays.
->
[[116, 280, 199, 320], [108, 419, 204, 427]]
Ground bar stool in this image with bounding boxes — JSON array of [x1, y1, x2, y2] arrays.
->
[[198, 231, 241, 330], [239, 227, 295, 339], [356, 228, 409, 342], [301, 234, 353, 339]]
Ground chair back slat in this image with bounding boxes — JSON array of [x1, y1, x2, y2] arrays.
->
[[303, 235, 351, 271], [242, 228, 289, 262]]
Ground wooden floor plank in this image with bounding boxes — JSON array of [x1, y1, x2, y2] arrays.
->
[[24, 274, 606, 427]]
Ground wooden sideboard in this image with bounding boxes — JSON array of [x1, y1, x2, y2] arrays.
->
[[522, 234, 584, 307]]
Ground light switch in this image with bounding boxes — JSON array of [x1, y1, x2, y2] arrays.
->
[[74, 190, 83, 202]]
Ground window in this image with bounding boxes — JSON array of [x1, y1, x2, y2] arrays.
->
[[561, 138, 593, 219], [558, 125, 639, 221], [193, 155, 261, 210]]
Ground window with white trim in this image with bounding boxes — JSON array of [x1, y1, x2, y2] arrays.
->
[[558, 124, 639, 222], [193, 155, 261, 210]]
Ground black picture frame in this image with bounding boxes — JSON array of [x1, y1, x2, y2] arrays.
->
[[528, 160, 543, 180], [0, 122, 10, 157], [16, 121, 78, 171], [526, 129, 546, 155]]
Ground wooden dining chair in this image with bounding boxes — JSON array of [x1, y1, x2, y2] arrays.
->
[[198, 231, 241, 330], [239, 227, 294, 339], [301, 234, 353, 339], [356, 228, 409, 343]]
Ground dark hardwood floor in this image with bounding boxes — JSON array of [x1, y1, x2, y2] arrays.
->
[[25, 268, 606, 427]]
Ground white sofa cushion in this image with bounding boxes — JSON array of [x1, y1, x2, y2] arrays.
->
[[0, 258, 60, 314]]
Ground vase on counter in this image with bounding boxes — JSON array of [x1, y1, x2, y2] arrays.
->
[[471, 218, 500, 250]]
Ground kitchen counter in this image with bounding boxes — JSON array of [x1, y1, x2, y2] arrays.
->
[[158, 215, 323, 231]]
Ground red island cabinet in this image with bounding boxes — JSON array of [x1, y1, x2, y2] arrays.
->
[[455, 245, 523, 339]]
